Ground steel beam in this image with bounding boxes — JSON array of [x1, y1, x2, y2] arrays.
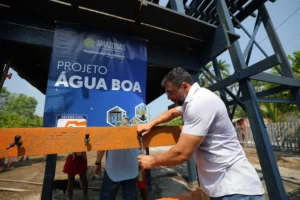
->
[[231, 14, 268, 59], [208, 54, 281, 91], [243, 20, 263, 59], [186, 0, 201, 15], [228, 85, 289, 106], [197, 23, 233, 68], [257, 98, 294, 103], [0, 21, 54, 47], [260, 6, 295, 78], [41, 155, 57, 200], [202, 66, 246, 110], [0, 20, 202, 71], [170, 0, 185, 14], [251, 73, 300, 87], [233, 0, 267, 27], [256, 85, 290, 98], [216, 1, 288, 199]]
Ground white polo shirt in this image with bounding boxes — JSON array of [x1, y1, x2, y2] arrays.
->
[[106, 149, 138, 182], [178, 83, 264, 197]]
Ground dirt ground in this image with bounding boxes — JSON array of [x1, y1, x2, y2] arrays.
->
[[0, 147, 299, 200]]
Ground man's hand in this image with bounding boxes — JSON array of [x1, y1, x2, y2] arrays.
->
[[137, 155, 156, 170], [94, 164, 101, 175], [137, 123, 153, 136]]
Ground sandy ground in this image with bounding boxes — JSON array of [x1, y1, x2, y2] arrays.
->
[[0, 147, 299, 200]]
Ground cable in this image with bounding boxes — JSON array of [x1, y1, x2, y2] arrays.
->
[[258, 5, 300, 44]]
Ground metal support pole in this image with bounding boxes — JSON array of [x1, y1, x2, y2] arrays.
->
[[41, 154, 57, 200], [216, 0, 288, 199]]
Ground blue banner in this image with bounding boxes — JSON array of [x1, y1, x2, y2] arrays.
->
[[43, 26, 147, 127]]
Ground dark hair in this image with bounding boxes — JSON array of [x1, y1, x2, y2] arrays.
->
[[161, 67, 194, 88]]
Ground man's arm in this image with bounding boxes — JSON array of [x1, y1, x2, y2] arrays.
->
[[137, 107, 182, 136], [138, 133, 204, 169], [96, 151, 105, 162], [94, 151, 105, 175]]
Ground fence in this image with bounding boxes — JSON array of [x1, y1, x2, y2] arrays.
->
[[235, 122, 300, 152]]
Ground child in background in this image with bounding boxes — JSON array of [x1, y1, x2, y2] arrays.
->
[[7, 156, 17, 169], [62, 152, 88, 200]]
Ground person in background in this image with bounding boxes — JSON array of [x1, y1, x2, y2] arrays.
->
[[95, 117, 138, 200], [19, 156, 29, 161], [7, 156, 17, 169], [62, 151, 88, 200]]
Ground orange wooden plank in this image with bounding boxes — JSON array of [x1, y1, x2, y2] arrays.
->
[[0, 126, 181, 157]]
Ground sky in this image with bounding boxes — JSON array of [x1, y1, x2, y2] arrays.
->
[[3, 0, 300, 120]]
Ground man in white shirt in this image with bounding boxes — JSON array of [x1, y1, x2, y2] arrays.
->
[[137, 67, 265, 200]]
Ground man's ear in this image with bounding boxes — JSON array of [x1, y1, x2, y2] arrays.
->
[[182, 82, 188, 89]]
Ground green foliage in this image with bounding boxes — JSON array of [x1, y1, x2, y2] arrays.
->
[[0, 87, 43, 128], [249, 50, 300, 121], [233, 107, 247, 118], [260, 103, 283, 122], [0, 87, 10, 113], [232, 50, 300, 121], [159, 116, 183, 126], [199, 60, 230, 88], [288, 50, 300, 79]]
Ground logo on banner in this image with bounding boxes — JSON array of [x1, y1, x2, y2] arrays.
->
[[84, 37, 95, 48], [106, 104, 147, 127], [56, 114, 87, 128]]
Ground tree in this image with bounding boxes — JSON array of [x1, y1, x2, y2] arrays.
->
[[199, 59, 230, 87], [233, 107, 247, 119], [288, 50, 300, 79], [260, 103, 282, 122], [0, 87, 10, 113], [252, 50, 300, 121], [0, 87, 43, 128]]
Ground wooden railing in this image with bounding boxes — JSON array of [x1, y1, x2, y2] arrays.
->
[[0, 126, 182, 157]]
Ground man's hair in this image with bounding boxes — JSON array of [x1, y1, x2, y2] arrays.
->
[[161, 67, 194, 88]]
